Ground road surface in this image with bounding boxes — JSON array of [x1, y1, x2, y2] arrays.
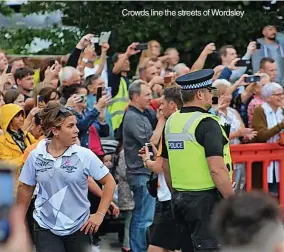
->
[[98, 233, 121, 252]]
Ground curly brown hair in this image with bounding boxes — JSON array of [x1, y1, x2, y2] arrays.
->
[[39, 101, 74, 139]]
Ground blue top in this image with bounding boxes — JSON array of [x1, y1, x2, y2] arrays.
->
[[87, 94, 114, 137], [73, 108, 100, 148]]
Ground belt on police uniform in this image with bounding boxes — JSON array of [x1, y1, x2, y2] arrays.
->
[[172, 188, 223, 198]]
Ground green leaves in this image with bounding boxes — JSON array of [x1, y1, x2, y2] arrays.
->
[[0, 1, 14, 16], [0, 26, 80, 55], [0, 1, 282, 75]]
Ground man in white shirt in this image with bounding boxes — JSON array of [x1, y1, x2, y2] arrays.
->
[[140, 86, 183, 252], [217, 42, 256, 82]]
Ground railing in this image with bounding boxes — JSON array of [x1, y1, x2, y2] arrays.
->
[[230, 143, 284, 206]]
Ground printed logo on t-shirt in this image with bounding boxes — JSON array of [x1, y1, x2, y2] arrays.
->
[[35, 155, 53, 173], [168, 141, 184, 150], [60, 156, 79, 174]]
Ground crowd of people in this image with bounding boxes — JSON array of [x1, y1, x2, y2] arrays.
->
[[0, 22, 284, 252]]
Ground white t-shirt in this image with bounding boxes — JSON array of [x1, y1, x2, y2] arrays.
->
[[157, 173, 171, 202], [84, 63, 108, 86], [19, 139, 109, 236]]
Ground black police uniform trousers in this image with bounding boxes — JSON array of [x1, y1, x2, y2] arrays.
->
[[171, 188, 221, 252]]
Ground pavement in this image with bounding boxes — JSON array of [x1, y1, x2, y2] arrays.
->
[[97, 233, 122, 252]]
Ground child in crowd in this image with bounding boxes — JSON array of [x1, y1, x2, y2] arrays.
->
[[103, 154, 113, 169], [115, 148, 134, 252], [103, 154, 118, 203]]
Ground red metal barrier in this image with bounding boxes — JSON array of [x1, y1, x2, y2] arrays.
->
[[230, 143, 284, 206]]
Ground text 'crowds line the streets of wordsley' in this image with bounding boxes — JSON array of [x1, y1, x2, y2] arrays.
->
[[121, 9, 245, 18]]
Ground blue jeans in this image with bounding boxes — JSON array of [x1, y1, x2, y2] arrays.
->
[[128, 175, 156, 252], [121, 210, 132, 248]]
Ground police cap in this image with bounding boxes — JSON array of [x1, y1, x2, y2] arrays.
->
[[175, 69, 215, 90]]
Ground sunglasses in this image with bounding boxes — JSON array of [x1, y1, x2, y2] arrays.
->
[[56, 107, 73, 118]]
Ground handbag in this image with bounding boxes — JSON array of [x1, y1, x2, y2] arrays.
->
[[146, 172, 158, 198]]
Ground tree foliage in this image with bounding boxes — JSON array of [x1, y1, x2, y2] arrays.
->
[[0, 1, 14, 16], [1, 1, 282, 70], [0, 26, 81, 55]]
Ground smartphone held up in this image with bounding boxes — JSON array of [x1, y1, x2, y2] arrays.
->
[[212, 96, 219, 105], [105, 87, 112, 96], [145, 143, 154, 161], [256, 42, 261, 49], [6, 65, 12, 74], [96, 87, 103, 101], [244, 75, 261, 83], [136, 43, 148, 51], [235, 60, 251, 67], [99, 31, 111, 46], [91, 37, 99, 44], [91, 31, 111, 46]]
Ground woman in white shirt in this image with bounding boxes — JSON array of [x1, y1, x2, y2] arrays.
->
[[17, 101, 116, 252], [252, 82, 284, 196]]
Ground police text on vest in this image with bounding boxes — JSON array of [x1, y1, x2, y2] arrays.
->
[[168, 141, 184, 150]]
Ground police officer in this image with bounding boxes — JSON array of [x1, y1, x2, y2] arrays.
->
[[161, 69, 234, 252]]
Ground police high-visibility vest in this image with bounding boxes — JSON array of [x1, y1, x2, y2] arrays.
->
[[108, 77, 129, 131], [34, 68, 40, 85], [165, 111, 232, 191]]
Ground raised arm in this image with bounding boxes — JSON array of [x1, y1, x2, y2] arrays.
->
[[150, 115, 166, 146], [67, 34, 94, 68], [112, 42, 140, 74], [95, 42, 109, 76], [191, 43, 216, 72]]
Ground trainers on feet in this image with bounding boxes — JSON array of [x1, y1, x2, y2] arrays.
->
[[91, 245, 100, 252]]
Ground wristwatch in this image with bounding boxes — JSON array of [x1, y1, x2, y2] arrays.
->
[[82, 58, 94, 64]]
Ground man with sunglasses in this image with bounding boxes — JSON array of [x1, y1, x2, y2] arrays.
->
[[161, 69, 234, 252]]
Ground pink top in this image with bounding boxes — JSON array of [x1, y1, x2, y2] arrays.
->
[[247, 96, 264, 128]]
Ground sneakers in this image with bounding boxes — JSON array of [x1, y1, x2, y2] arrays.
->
[[91, 245, 100, 252], [121, 248, 131, 252]]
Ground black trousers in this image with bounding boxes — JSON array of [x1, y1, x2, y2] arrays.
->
[[34, 222, 91, 252], [171, 189, 221, 252]]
